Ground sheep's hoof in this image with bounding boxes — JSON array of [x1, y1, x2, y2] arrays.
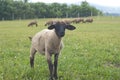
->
[[54, 77, 58, 80], [54, 75, 58, 80], [49, 77, 53, 80]]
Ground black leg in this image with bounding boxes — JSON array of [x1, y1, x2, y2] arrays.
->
[[47, 59, 53, 80], [54, 54, 59, 79], [30, 57, 34, 67]]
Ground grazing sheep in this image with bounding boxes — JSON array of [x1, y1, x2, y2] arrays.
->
[[72, 18, 84, 24], [85, 18, 93, 23], [45, 20, 59, 26], [44, 20, 53, 26], [30, 21, 76, 80], [62, 19, 72, 25], [28, 21, 38, 27], [71, 19, 77, 23]]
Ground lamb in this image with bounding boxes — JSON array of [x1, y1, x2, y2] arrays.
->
[[28, 21, 38, 27], [29, 21, 76, 80]]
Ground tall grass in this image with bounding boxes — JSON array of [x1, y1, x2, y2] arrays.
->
[[0, 16, 120, 80]]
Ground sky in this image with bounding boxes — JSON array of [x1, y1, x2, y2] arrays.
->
[[29, 0, 120, 7]]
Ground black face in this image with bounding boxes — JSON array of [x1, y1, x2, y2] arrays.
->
[[54, 22, 66, 37], [48, 22, 76, 38]]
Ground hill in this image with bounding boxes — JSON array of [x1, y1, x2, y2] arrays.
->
[[90, 3, 120, 16]]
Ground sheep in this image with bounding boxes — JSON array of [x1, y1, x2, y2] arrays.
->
[[71, 19, 76, 23], [44, 20, 53, 26], [62, 19, 72, 25], [84, 18, 93, 23], [29, 21, 76, 80], [72, 18, 84, 24], [28, 21, 38, 27], [45, 19, 72, 26], [45, 20, 59, 26]]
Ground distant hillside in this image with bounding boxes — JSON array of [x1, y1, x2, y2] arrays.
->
[[72, 1, 120, 16], [89, 3, 120, 16]]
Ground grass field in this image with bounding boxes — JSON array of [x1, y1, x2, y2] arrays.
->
[[0, 16, 120, 80]]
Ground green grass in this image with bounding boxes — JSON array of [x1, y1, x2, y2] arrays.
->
[[0, 16, 120, 80]]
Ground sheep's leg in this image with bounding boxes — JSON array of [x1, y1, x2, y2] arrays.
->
[[47, 59, 53, 80], [54, 54, 59, 79], [46, 53, 53, 80], [35, 24, 37, 27], [30, 47, 36, 68], [47, 58, 53, 80]]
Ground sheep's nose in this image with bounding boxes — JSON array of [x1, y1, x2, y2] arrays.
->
[[60, 32, 65, 37]]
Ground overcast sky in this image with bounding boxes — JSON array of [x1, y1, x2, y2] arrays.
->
[[29, 0, 120, 7]]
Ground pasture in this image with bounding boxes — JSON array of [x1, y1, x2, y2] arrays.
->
[[0, 16, 120, 80]]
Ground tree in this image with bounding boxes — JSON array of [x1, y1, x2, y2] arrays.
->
[[68, 4, 81, 17], [49, 3, 63, 18], [0, 0, 14, 20], [60, 4, 68, 18], [24, 0, 28, 3], [80, 1, 91, 17], [0, 0, 103, 20]]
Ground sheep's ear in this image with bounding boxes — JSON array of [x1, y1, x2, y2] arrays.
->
[[48, 25, 55, 30], [66, 25, 76, 30]]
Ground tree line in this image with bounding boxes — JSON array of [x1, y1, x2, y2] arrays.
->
[[0, 0, 103, 20]]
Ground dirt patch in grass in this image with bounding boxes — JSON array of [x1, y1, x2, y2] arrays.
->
[[104, 61, 120, 68], [114, 63, 120, 68]]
